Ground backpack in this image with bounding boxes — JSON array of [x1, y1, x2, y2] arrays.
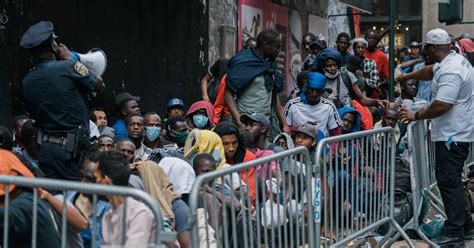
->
[[333, 70, 356, 109]]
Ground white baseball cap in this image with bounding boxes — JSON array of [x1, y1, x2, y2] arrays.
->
[[426, 28, 451, 45]]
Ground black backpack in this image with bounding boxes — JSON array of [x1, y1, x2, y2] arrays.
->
[[332, 70, 356, 109]]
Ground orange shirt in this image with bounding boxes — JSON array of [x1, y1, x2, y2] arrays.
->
[[352, 100, 374, 130], [228, 149, 257, 203], [213, 74, 231, 125]]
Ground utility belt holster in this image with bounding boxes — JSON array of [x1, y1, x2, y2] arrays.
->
[[37, 125, 93, 160]]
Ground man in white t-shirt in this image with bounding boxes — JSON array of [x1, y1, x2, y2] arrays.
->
[[400, 28, 474, 247], [284, 72, 342, 136]]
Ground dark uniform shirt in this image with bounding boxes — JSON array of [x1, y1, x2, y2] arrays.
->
[[22, 58, 97, 136], [0, 191, 61, 248]]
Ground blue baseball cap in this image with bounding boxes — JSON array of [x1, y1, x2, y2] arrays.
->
[[20, 21, 57, 49], [167, 98, 184, 109]]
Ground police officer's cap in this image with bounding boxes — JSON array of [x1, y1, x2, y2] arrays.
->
[[20, 21, 57, 49]]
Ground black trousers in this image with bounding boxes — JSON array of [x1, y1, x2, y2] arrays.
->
[[38, 142, 81, 181], [435, 141, 471, 237]]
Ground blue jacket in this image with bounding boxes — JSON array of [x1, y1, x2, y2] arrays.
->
[[226, 47, 283, 94]]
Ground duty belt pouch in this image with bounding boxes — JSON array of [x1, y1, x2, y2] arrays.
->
[[66, 132, 76, 154]]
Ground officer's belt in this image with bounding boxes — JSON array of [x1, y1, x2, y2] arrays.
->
[[42, 134, 68, 145]]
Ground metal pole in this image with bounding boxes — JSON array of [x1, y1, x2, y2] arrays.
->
[[389, 0, 396, 101]]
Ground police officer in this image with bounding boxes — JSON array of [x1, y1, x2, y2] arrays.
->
[[21, 21, 105, 180], [400, 28, 474, 246]]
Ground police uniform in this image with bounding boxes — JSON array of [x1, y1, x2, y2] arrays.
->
[[21, 21, 97, 180]]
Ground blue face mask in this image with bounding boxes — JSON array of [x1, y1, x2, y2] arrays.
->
[[145, 127, 161, 142], [193, 114, 209, 128]]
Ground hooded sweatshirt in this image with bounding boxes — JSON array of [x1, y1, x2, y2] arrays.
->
[[186, 101, 215, 129], [337, 107, 361, 133]]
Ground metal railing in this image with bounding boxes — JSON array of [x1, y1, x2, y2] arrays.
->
[[314, 127, 414, 247], [0, 175, 173, 248], [188, 146, 315, 247]]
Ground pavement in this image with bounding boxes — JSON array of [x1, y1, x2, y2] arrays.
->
[[390, 239, 474, 247]]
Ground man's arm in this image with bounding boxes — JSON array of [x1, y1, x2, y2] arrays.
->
[[401, 100, 453, 121], [224, 88, 244, 129], [275, 96, 290, 134], [398, 65, 435, 81], [200, 73, 213, 101], [352, 84, 388, 107]]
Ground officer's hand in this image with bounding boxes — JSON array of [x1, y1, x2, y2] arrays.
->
[[95, 76, 105, 92], [57, 43, 73, 61]]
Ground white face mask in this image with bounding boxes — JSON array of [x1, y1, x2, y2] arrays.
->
[[324, 70, 338, 79]]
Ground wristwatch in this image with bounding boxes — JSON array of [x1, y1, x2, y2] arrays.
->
[[414, 110, 421, 120]]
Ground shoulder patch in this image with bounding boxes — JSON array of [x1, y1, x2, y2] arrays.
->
[[73, 61, 89, 76]]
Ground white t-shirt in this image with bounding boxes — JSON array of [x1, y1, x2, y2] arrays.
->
[[430, 52, 474, 142], [284, 97, 341, 136]]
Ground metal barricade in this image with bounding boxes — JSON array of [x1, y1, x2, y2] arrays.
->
[[188, 146, 316, 248], [314, 127, 414, 247], [383, 120, 439, 247], [0, 175, 173, 248]]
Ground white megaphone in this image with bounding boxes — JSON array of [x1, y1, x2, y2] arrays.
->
[[70, 48, 107, 76]]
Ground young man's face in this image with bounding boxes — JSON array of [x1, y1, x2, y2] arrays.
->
[[195, 159, 217, 177], [306, 88, 324, 105], [341, 113, 356, 134], [382, 110, 399, 128], [295, 132, 316, 150], [221, 134, 239, 160], [354, 43, 366, 58], [336, 37, 350, 53], [264, 37, 282, 60], [94, 110, 107, 127], [123, 100, 140, 116], [365, 31, 378, 49], [167, 106, 184, 118], [245, 121, 264, 140], [127, 116, 144, 140], [324, 59, 338, 75], [97, 136, 114, 152]]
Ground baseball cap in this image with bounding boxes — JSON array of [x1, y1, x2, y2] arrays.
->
[[295, 123, 318, 140], [240, 113, 270, 129], [20, 21, 57, 49], [115, 92, 140, 106], [167, 98, 184, 109], [425, 28, 450, 45], [309, 34, 328, 50]]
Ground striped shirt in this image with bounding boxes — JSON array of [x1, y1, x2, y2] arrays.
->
[[284, 97, 341, 136]]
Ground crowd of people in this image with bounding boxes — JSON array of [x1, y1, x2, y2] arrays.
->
[[1, 19, 474, 247]]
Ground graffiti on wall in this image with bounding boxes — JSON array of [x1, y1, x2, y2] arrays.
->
[[238, 0, 289, 94], [288, 10, 302, 95]]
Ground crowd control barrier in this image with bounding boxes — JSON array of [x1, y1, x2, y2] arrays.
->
[[0, 175, 173, 248], [188, 146, 317, 248], [314, 127, 414, 247]]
